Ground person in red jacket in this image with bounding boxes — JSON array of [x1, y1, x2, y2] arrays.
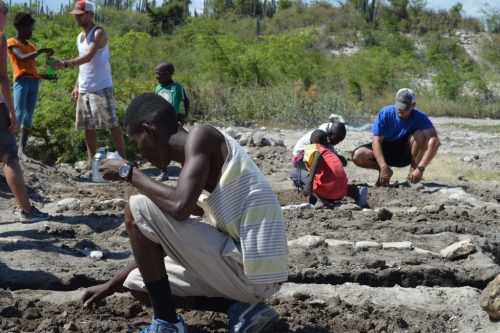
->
[[303, 129, 368, 209]]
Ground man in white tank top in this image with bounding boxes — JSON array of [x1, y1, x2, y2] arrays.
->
[[54, 1, 126, 164]]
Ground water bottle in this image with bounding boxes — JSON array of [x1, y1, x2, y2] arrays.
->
[[91, 147, 108, 183], [46, 55, 57, 80]]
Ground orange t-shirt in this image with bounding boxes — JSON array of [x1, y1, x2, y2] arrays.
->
[[7, 38, 41, 82]]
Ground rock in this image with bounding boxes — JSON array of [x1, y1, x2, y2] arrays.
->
[[273, 139, 286, 147], [339, 203, 361, 211], [473, 154, 479, 160], [355, 241, 382, 250], [382, 241, 413, 250], [325, 239, 355, 249], [440, 239, 476, 260], [308, 298, 327, 307], [457, 175, 468, 181], [89, 250, 104, 260], [225, 127, 240, 139], [64, 321, 78, 332], [374, 208, 393, 221], [288, 235, 325, 248], [413, 247, 439, 256], [281, 203, 314, 211], [423, 204, 444, 213], [57, 198, 81, 211], [463, 156, 472, 163], [260, 137, 273, 147], [407, 207, 418, 214], [238, 133, 252, 146], [101, 198, 127, 209], [412, 214, 428, 222], [480, 274, 500, 319], [73, 160, 88, 171]]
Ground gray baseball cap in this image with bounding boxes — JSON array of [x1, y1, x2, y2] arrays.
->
[[395, 88, 416, 110]]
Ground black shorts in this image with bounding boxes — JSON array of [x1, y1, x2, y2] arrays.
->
[[354, 135, 411, 167]]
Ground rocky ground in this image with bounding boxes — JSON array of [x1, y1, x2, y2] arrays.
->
[[1, 117, 499, 333]]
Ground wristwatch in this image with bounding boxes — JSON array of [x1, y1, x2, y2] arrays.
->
[[119, 162, 135, 181], [417, 166, 425, 173]]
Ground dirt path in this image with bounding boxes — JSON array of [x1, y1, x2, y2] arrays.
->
[[1, 117, 499, 332]]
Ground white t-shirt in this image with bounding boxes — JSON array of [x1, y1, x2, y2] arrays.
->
[[292, 122, 336, 155]]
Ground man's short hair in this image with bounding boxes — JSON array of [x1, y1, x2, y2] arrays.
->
[[125, 93, 178, 135], [310, 129, 328, 146], [157, 62, 175, 73], [13, 12, 35, 29], [329, 122, 346, 141]]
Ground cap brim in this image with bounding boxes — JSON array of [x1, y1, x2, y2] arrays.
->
[[395, 101, 411, 110], [70, 9, 85, 15]]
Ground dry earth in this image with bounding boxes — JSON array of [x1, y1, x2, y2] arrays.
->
[[1, 117, 499, 333]]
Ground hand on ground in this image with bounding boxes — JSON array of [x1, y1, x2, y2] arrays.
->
[[81, 283, 114, 309], [379, 166, 393, 186]]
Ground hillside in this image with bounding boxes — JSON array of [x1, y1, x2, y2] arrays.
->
[[3, 1, 500, 163]]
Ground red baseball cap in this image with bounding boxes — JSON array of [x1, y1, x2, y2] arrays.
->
[[70, 0, 95, 15]]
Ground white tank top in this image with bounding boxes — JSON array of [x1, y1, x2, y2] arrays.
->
[[77, 25, 113, 93]]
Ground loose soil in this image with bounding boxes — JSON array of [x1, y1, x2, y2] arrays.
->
[[1, 117, 499, 333]]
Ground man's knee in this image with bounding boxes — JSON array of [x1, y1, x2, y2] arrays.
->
[[411, 130, 426, 146], [124, 202, 137, 230], [352, 147, 370, 166]]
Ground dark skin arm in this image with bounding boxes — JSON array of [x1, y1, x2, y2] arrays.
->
[[303, 151, 321, 197], [81, 260, 137, 308], [99, 125, 225, 220], [10, 45, 53, 61]]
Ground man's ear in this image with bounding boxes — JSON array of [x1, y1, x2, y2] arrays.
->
[[142, 123, 156, 139]]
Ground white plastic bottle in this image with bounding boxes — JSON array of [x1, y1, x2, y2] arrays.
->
[[91, 147, 108, 183]]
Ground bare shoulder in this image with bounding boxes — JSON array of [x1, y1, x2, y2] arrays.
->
[[187, 125, 225, 146], [92, 27, 108, 45]]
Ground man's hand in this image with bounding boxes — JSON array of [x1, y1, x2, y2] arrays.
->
[[99, 158, 126, 181], [7, 111, 16, 133], [71, 86, 79, 101], [53, 59, 64, 69], [81, 282, 115, 309], [410, 168, 423, 183], [379, 165, 393, 186]]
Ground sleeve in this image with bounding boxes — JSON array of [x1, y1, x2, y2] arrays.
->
[[371, 109, 385, 136], [303, 144, 318, 168], [7, 38, 17, 49], [153, 85, 160, 94], [416, 112, 434, 130]]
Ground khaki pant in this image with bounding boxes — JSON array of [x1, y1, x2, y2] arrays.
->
[[123, 195, 280, 303]]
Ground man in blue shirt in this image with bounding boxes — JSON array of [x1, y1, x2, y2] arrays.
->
[[352, 88, 440, 186]]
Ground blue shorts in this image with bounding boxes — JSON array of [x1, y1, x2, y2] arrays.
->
[[0, 103, 18, 161], [13, 76, 40, 128]]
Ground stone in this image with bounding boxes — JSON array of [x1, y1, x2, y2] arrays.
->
[[288, 235, 325, 248], [325, 239, 355, 249], [355, 241, 382, 250], [412, 214, 428, 222], [273, 139, 286, 147], [57, 198, 81, 211], [281, 203, 314, 211], [407, 207, 418, 214], [382, 241, 413, 250], [440, 239, 476, 260], [374, 208, 393, 221], [89, 250, 104, 260], [73, 160, 88, 171], [423, 204, 444, 213], [413, 247, 439, 256], [339, 203, 361, 211], [480, 274, 500, 319]]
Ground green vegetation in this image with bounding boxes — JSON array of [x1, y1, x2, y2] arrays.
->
[[5, 1, 500, 163], [444, 123, 500, 134]]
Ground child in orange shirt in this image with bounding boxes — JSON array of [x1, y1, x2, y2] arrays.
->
[[7, 12, 53, 159], [303, 129, 368, 208]]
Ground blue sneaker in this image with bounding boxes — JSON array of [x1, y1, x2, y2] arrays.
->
[[227, 302, 278, 333], [138, 316, 187, 333], [357, 186, 369, 208]]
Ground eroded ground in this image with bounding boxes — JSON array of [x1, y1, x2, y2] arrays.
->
[[1, 117, 499, 333]]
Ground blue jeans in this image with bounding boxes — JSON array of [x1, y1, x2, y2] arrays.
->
[[13, 76, 40, 129]]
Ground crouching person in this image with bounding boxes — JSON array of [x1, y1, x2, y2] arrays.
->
[[81, 93, 288, 333], [303, 129, 368, 209]]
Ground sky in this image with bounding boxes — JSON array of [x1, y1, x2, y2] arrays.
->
[[8, 0, 500, 18]]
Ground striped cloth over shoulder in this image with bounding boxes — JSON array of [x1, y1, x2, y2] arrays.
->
[[203, 128, 288, 284]]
